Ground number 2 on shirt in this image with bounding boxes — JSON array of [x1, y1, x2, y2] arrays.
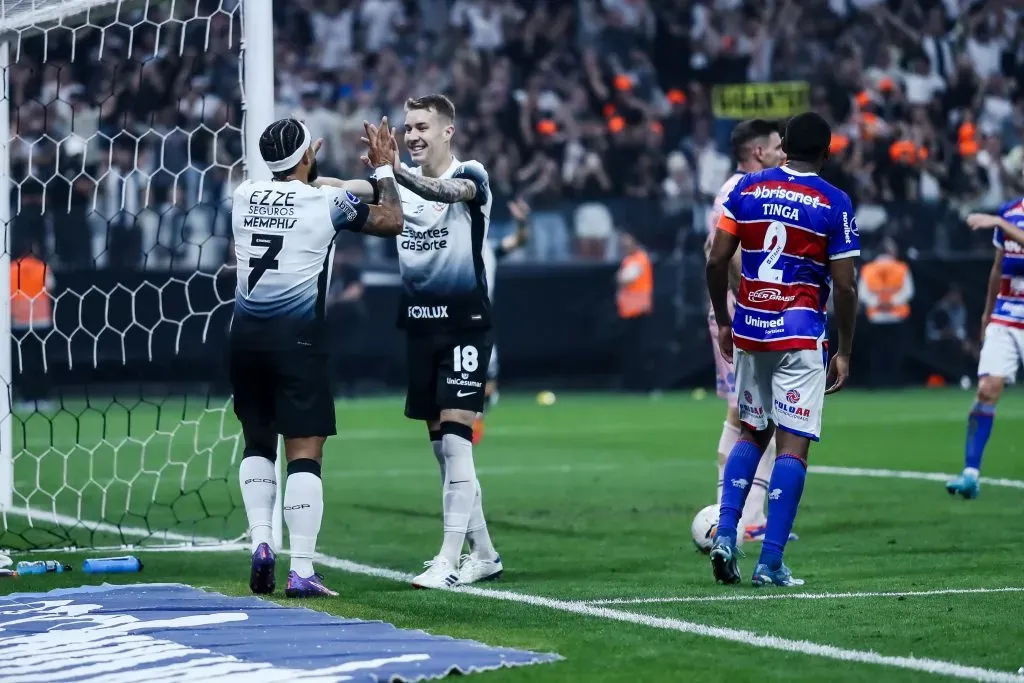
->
[[757, 221, 787, 283]]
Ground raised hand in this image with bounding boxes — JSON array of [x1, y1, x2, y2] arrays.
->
[[361, 117, 399, 168], [966, 213, 1003, 231]]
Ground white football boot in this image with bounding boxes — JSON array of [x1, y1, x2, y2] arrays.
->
[[411, 555, 460, 589], [458, 553, 503, 584]]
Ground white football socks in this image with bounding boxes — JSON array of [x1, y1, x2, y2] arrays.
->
[[431, 434, 445, 484], [741, 436, 776, 528], [467, 479, 499, 560], [717, 421, 740, 505], [439, 424, 477, 566], [284, 462, 323, 579], [239, 452, 277, 554]]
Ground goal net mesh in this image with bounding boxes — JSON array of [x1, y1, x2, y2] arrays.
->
[[1, 0, 250, 550]]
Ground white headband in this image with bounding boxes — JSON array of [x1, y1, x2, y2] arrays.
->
[[264, 122, 311, 172]]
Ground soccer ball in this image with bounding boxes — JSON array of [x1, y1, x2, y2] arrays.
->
[[691, 504, 720, 553], [690, 504, 745, 553]]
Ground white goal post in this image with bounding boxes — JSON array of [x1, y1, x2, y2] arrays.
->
[[0, 0, 283, 551]]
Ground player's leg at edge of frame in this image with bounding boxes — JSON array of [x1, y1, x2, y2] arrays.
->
[[947, 324, 1019, 499]]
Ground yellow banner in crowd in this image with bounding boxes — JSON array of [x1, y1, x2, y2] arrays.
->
[[711, 82, 810, 120]]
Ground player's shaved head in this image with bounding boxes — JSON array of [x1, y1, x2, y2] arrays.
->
[[783, 113, 832, 165], [405, 94, 456, 122], [730, 119, 778, 163]]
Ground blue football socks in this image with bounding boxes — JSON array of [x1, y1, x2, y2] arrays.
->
[[964, 402, 995, 474], [759, 454, 806, 570], [716, 439, 763, 544]]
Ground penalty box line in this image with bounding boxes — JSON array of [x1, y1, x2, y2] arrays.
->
[[580, 586, 1024, 605], [125, 544, 1023, 683]]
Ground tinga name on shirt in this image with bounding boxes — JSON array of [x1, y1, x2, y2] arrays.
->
[[408, 305, 448, 320]]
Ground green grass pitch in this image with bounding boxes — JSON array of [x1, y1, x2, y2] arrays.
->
[[4, 389, 1024, 682]]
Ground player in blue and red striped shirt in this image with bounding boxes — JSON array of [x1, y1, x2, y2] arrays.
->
[[946, 200, 1024, 499], [705, 113, 860, 587]]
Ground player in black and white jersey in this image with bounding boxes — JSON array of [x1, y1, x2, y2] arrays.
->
[[351, 95, 501, 589], [231, 118, 402, 598], [473, 198, 530, 444]]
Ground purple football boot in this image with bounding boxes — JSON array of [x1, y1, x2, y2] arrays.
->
[[249, 542, 276, 595], [285, 570, 338, 598]]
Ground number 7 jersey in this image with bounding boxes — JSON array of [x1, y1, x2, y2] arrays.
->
[[231, 179, 368, 320], [717, 166, 860, 352]]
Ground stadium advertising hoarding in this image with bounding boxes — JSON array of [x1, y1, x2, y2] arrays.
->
[[712, 81, 811, 120]]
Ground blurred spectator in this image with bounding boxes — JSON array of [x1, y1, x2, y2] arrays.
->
[[8, 0, 1024, 270], [10, 241, 55, 412], [615, 230, 654, 393], [858, 238, 915, 388], [926, 283, 977, 382], [662, 150, 696, 215]]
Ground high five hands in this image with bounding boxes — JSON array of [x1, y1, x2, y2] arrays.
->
[[361, 117, 399, 169]]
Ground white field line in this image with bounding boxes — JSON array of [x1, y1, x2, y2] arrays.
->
[[10, 464, 1024, 488], [3, 465, 1022, 543], [328, 464, 1024, 488], [24, 408, 1021, 450], [4, 467, 1024, 680], [103, 545, 1024, 683], [0, 506, 244, 547], [581, 587, 1024, 606], [809, 466, 1024, 490]]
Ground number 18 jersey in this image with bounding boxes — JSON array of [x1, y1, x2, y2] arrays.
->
[[231, 179, 368, 321], [718, 166, 860, 352]]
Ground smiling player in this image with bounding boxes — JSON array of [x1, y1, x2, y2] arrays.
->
[[355, 95, 502, 589]]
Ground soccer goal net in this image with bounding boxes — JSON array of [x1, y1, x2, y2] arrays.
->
[[0, 0, 276, 551]]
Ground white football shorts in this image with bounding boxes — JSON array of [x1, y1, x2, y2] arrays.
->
[[978, 322, 1024, 384], [734, 342, 827, 441]]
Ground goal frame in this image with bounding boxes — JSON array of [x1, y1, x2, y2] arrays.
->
[[0, 0, 283, 549]]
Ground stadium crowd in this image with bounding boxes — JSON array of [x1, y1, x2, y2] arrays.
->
[[8, 0, 1024, 269]]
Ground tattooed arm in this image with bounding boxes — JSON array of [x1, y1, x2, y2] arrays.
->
[[395, 161, 490, 205], [395, 169, 477, 203], [326, 176, 403, 237], [360, 176, 403, 236]]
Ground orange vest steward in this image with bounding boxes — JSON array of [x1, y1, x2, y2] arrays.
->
[[860, 258, 910, 322], [11, 256, 53, 328], [617, 250, 653, 319]]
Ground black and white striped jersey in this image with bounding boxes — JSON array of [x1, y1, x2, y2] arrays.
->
[[389, 158, 493, 330], [231, 179, 367, 322]]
